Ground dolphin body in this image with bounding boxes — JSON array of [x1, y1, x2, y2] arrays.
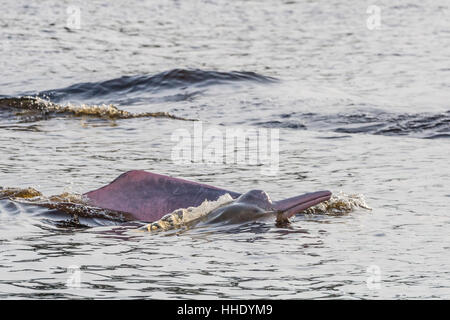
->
[[84, 170, 331, 224]]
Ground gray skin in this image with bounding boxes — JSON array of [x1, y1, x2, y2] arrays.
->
[[200, 190, 279, 225]]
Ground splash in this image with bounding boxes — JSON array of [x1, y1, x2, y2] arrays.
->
[[0, 187, 43, 199], [300, 191, 371, 216], [1, 187, 133, 222], [145, 194, 234, 232], [0, 97, 194, 122]]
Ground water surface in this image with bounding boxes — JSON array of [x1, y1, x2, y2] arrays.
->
[[0, 0, 449, 299]]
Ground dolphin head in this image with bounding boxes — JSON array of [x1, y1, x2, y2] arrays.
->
[[202, 190, 273, 225], [235, 190, 274, 211], [203, 189, 332, 225]]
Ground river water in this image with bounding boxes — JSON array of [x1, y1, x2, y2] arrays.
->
[[0, 0, 449, 299]]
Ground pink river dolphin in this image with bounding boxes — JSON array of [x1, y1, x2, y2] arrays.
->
[[84, 170, 332, 223]]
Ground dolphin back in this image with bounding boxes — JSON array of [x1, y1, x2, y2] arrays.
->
[[84, 170, 241, 222]]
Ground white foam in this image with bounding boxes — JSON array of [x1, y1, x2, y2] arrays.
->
[[147, 193, 234, 231]]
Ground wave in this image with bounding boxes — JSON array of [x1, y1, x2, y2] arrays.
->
[[0, 69, 275, 122], [0, 187, 134, 228], [28, 69, 276, 104], [255, 110, 450, 139], [300, 191, 371, 215], [0, 97, 194, 122]]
